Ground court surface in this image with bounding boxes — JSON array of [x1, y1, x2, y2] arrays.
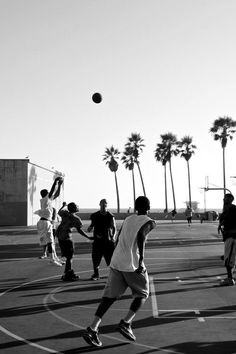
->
[[1, 221, 236, 354]]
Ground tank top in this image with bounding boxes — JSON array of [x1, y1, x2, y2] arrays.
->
[[110, 214, 152, 271]]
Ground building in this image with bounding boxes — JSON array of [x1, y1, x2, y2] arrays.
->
[[0, 159, 64, 226]]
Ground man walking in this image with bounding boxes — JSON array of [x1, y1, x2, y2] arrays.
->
[[83, 196, 156, 347], [87, 199, 116, 280]]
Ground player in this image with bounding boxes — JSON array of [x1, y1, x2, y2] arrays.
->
[[87, 199, 116, 280], [35, 176, 63, 266], [82, 196, 156, 347], [56, 202, 93, 281], [218, 193, 236, 286]]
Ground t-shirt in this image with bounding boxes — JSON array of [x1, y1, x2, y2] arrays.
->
[[185, 208, 193, 217], [38, 196, 53, 220], [56, 210, 83, 241], [220, 204, 236, 238], [90, 211, 114, 242], [110, 214, 153, 272]]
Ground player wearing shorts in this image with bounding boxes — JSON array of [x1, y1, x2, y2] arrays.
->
[[56, 202, 93, 281], [87, 199, 117, 280], [82, 196, 156, 347], [218, 193, 236, 286], [35, 176, 64, 266]]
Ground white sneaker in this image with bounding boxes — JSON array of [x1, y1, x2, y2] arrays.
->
[[55, 257, 66, 265], [50, 259, 62, 267]]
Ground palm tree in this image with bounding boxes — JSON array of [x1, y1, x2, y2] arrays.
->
[[124, 133, 146, 196], [161, 133, 179, 211], [103, 146, 120, 213], [121, 147, 136, 211], [178, 135, 197, 208], [154, 143, 169, 212], [209, 116, 236, 195]]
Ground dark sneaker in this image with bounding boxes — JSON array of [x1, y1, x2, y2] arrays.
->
[[90, 274, 99, 281], [117, 320, 136, 341], [219, 278, 235, 286], [61, 270, 80, 281], [83, 327, 102, 347]]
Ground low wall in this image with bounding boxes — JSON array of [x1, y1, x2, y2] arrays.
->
[[79, 212, 207, 221]]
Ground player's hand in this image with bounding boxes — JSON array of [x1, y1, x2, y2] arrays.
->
[[135, 265, 146, 275], [62, 202, 67, 207]]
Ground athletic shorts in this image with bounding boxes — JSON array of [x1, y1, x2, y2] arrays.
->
[[37, 220, 54, 246], [58, 239, 74, 258], [103, 267, 149, 299], [224, 237, 236, 267]]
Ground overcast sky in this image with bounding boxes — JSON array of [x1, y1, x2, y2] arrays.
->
[[1, 0, 236, 210]]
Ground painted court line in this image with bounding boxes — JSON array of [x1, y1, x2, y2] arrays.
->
[[0, 325, 60, 353], [149, 276, 159, 317], [45, 287, 182, 354]]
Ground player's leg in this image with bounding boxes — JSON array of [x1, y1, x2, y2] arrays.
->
[[83, 268, 127, 347], [116, 270, 149, 341], [91, 243, 103, 279]]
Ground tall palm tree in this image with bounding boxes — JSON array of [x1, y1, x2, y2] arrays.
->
[[154, 143, 169, 212], [103, 146, 120, 213], [161, 133, 179, 211], [121, 147, 136, 211], [124, 133, 146, 196], [178, 135, 197, 208], [209, 116, 236, 195]]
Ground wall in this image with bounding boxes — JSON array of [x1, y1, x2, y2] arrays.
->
[[27, 162, 64, 226], [0, 159, 64, 226], [0, 159, 28, 225]]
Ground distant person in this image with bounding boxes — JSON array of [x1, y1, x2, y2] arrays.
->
[[87, 199, 116, 280], [56, 202, 93, 281], [82, 196, 156, 347], [218, 193, 236, 286], [171, 209, 177, 222], [165, 209, 177, 222], [35, 176, 64, 266], [185, 205, 193, 226]]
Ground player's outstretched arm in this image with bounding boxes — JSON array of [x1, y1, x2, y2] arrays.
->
[[48, 177, 63, 199]]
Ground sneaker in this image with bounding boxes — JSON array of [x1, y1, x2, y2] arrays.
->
[[55, 257, 66, 265], [220, 278, 235, 286], [50, 259, 63, 267], [117, 320, 136, 341], [82, 327, 102, 347], [39, 255, 47, 259], [90, 274, 99, 281], [61, 270, 80, 281]]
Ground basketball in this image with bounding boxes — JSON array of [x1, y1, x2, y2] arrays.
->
[[92, 92, 102, 104]]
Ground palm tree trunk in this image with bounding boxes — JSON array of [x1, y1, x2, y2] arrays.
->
[[164, 164, 168, 212], [132, 169, 136, 212], [114, 172, 120, 213], [187, 160, 192, 208], [223, 146, 226, 196], [136, 161, 146, 196], [169, 159, 176, 210]]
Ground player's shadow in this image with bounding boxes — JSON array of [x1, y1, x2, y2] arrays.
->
[[140, 340, 236, 354], [0, 329, 129, 353]]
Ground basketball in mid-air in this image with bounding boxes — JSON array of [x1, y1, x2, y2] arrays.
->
[[92, 92, 102, 104]]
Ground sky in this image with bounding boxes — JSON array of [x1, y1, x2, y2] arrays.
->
[[1, 0, 236, 211]]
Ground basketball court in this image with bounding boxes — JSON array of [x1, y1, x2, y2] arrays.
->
[[1, 221, 236, 353]]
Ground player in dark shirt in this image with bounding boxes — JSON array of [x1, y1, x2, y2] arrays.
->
[[218, 193, 236, 286], [88, 199, 117, 280], [57, 202, 93, 281]]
